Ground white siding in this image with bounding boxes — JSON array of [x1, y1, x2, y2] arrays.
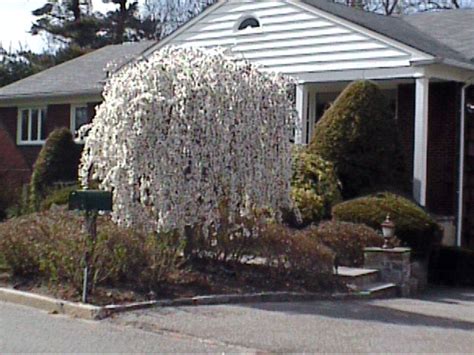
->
[[166, 0, 421, 76]]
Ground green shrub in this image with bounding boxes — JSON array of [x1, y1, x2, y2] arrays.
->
[[5, 185, 34, 219], [40, 185, 78, 211], [332, 192, 441, 256], [429, 246, 474, 286], [30, 128, 80, 210], [0, 208, 183, 292], [291, 147, 341, 225], [309, 221, 397, 267], [0, 253, 7, 271], [0, 187, 10, 221], [0, 176, 21, 221], [258, 223, 335, 283], [309, 81, 408, 198]]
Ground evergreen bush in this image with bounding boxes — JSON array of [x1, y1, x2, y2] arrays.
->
[[308, 221, 396, 267], [291, 147, 341, 225], [309, 80, 408, 198], [40, 184, 78, 211], [29, 128, 80, 209], [332, 192, 441, 256]]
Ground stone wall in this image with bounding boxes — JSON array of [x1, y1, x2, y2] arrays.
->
[[364, 247, 412, 297]]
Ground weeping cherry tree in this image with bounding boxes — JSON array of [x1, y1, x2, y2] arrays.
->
[[80, 46, 296, 239]]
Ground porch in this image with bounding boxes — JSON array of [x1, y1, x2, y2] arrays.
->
[[294, 69, 473, 248]]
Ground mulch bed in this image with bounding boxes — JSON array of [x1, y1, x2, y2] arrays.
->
[[0, 258, 343, 306]]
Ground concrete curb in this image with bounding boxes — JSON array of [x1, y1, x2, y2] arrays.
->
[[0, 287, 107, 320], [0, 287, 371, 320]]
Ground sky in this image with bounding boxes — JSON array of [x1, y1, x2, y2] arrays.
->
[[0, 0, 124, 52]]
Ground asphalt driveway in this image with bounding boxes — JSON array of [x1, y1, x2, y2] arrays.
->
[[112, 287, 474, 353], [1, 287, 473, 353]]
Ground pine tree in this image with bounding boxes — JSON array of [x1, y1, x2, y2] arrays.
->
[[31, 0, 107, 49]]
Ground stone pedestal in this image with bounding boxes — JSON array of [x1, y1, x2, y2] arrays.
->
[[364, 247, 412, 297]]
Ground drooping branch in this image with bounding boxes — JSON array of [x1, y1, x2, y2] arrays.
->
[[80, 47, 296, 237]]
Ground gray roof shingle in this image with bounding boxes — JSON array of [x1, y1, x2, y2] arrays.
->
[[403, 9, 474, 62], [1, 1, 473, 103], [302, 0, 473, 66], [0, 41, 156, 101]]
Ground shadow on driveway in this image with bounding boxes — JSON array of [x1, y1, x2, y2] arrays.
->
[[246, 287, 474, 332]]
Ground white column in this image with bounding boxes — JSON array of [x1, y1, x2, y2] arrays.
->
[[308, 88, 317, 144], [413, 77, 429, 206], [295, 83, 309, 145]]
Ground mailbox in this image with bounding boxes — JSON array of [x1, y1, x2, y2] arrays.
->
[[68, 190, 113, 212]]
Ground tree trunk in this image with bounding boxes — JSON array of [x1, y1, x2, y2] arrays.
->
[[115, 0, 128, 43], [71, 0, 81, 21]]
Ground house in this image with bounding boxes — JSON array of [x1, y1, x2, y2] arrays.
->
[[1, 0, 473, 248], [141, 0, 474, 248], [0, 41, 155, 188]]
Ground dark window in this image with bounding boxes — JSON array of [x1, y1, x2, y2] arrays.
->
[[40, 109, 47, 140], [73, 106, 89, 132], [71, 105, 89, 143], [31, 109, 39, 140], [18, 108, 46, 144], [238, 17, 260, 30], [21, 110, 28, 141]]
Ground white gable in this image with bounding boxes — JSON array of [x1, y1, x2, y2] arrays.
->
[[163, 0, 432, 77]]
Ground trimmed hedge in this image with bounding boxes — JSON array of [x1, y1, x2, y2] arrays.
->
[[310, 221, 390, 267], [291, 147, 341, 225], [0, 208, 183, 292], [332, 192, 441, 256], [40, 185, 78, 211], [309, 81, 408, 198], [30, 128, 80, 210], [259, 223, 335, 284]]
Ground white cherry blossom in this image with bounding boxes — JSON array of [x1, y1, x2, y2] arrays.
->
[[80, 46, 296, 236]]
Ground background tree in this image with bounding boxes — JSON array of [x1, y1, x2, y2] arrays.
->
[[0, 47, 35, 87], [2, 1, 219, 88], [143, 0, 218, 38], [30, 0, 219, 48], [101, 0, 146, 43], [0, 44, 89, 87], [31, 0, 105, 48], [333, 0, 472, 15]]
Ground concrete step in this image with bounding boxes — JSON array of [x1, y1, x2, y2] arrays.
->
[[335, 266, 380, 289], [352, 282, 398, 299]]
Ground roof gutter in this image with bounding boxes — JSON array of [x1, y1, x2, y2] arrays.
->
[[411, 58, 474, 72], [443, 58, 474, 72], [0, 89, 103, 107], [457, 78, 474, 247]]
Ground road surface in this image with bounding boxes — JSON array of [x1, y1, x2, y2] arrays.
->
[[1, 287, 473, 353]]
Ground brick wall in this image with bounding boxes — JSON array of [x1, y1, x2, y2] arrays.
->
[[397, 83, 415, 181], [0, 102, 100, 186], [0, 122, 31, 189], [397, 81, 460, 216], [426, 82, 460, 216], [46, 104, 70, 133]]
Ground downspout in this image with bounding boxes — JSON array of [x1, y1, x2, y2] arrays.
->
[[456, 79, 473, 247]]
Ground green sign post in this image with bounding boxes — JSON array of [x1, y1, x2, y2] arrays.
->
[[69, 190, 113, 303]]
